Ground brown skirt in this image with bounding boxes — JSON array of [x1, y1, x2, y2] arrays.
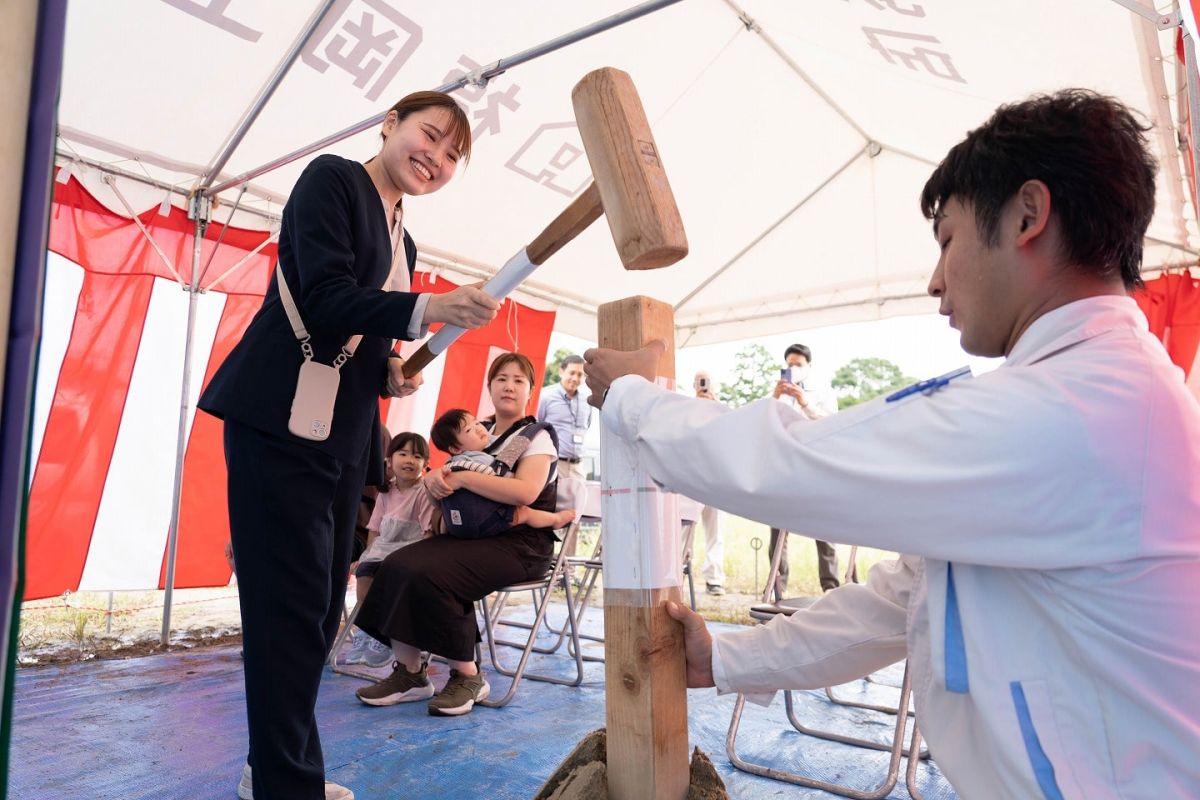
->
[[354, 526, 554, 662]]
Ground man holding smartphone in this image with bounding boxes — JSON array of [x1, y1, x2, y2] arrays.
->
[[693, 371, 725, 595], [769, 344, 845, 596]]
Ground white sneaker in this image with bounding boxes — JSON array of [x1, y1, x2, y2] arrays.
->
[[363, 637, 393, 668], [237, 763, 355, 800], [338, 633, 370, 666]]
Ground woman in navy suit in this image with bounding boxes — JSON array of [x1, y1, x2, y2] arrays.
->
[[200, 91, 498, 800]]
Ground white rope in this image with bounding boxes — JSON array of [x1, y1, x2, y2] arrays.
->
[[101, 174, 186, 286], [202, 231, 279, 292]]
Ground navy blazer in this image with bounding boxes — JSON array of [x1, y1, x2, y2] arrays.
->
[[200, 155, 422, 478]]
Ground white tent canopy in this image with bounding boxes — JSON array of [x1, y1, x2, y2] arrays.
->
[[55, 0, 1199, 347]]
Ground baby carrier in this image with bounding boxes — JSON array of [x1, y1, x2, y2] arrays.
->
[[441, 417, 559, 539]]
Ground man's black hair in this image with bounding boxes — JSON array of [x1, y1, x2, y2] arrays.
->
[[784, 344, 812, 364], [920, 89, 1156, 289]]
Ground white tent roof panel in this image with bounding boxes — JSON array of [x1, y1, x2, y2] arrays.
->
[[55, 0, 1199, 345]]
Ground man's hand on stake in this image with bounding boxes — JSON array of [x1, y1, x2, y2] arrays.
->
[[665, 600, 715, 688], [583, 338, 667, 409]]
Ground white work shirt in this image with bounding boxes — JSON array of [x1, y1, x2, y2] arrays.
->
[[602, 296, 1200, 799]]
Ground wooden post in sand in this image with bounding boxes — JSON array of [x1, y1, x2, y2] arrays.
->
[[598, 295, 689, 800]]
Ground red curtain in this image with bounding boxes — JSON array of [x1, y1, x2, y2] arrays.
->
[[28, 177, 555, 599], [1133, 272, 1200, 392]]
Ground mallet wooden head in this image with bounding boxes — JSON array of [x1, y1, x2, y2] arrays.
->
[[526, 67, 688, 270]]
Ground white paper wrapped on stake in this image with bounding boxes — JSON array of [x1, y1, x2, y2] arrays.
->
[[600, 375, 682, 590]]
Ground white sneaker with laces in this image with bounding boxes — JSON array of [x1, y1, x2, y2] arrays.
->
[[363, 637, 393, 668], [237, 763, 355, 800]]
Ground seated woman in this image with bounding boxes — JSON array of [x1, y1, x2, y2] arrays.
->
[[353, 351, 562, 716]]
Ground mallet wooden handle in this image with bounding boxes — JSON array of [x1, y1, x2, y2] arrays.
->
[[527, 183, 602, 265], [401, 184, 604, 378]]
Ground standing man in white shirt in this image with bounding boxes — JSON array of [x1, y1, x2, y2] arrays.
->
[[582, 90, 1200, 798], [537, 355, 592, 560], [692, 371, 725, 595], [768, 343, 845, 597]]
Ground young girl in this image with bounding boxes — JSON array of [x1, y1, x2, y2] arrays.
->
[[342, 432, 439, 667]]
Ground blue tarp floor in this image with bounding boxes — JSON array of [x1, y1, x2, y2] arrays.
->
[[11, 604, 957, 799]]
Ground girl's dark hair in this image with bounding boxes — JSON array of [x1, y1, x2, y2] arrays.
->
[[381, 90, 472, 164], [920, 89, 1156, 289], [386, 432, 429, 463]]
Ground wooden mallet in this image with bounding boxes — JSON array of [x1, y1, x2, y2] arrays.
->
[[401, 66, 687, 377]]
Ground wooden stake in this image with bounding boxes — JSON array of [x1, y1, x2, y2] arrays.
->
[[597, 296, 689, 800]]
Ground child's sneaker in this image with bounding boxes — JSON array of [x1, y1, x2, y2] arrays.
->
[[428, 668, 490, 716], [355, 662, 434, 706], [338, 632, 370, 666], [362, 637, 393, 668]]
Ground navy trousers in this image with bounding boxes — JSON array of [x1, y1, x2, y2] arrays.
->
[[224, 419, 365, 800]]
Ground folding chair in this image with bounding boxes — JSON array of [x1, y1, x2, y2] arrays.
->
[[725, 531, 928, 798], [476, 522, 585, 708]]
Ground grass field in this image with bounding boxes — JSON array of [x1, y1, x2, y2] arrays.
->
[[685, 513, 896, 598]]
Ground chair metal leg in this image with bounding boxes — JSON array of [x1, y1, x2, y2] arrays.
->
[[726, 665, 916, 799], [477, 526, 586, 708], [326, 600, 391, 682], [825, 683, 915, 716], [479, 574, 585, 707], [906, 721, 926, 800]]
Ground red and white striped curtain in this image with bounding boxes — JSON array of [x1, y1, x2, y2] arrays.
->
[[25, 178, 554, 601]]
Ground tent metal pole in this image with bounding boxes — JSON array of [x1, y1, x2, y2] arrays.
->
[[53, 151, 282, 226], [206, 0, 686, 196], [1183, 28, 1200, 220], [721, 0, 873, 144], [160, 208, 208, 645], [674, 145, 868, 312], [199, 0, 339, 192]]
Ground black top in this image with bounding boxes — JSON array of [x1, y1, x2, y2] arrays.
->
[[199, 155, 420, 477]]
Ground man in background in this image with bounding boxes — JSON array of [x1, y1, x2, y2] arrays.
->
[[693, 371, 725, 596], [769, 344, 846, 597], [538, 355, 592, 571]]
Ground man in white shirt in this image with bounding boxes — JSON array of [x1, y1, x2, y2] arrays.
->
[[768, 343, 845, 596], [692, 371, 725, 595], [582, 90, 1200, 798]]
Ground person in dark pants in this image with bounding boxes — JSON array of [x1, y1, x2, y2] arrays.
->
[[198, 91, 498, 800], [353, 352, 561, 717], [768, 343, 849, 597]]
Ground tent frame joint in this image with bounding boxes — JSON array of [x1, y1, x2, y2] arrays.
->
[[465, 60, 505, 90], [188, 193, 212, 224], [1107, 0, 1178, 29]]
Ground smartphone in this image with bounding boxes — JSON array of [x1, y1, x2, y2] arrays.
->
[[698, 376, 709, 390], [779, 368, 792, 384]]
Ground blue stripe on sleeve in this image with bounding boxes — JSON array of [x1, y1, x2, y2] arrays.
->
[[944, 563, 969, 693], [1010, 682, 1065, 800]]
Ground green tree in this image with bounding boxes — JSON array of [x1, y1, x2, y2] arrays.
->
[[831, 357, 918, 409], [542, 346, 576, 387], [717, 343, 777, 408]]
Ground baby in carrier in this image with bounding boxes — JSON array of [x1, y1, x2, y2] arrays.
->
[[430, 409, 575, 538]]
